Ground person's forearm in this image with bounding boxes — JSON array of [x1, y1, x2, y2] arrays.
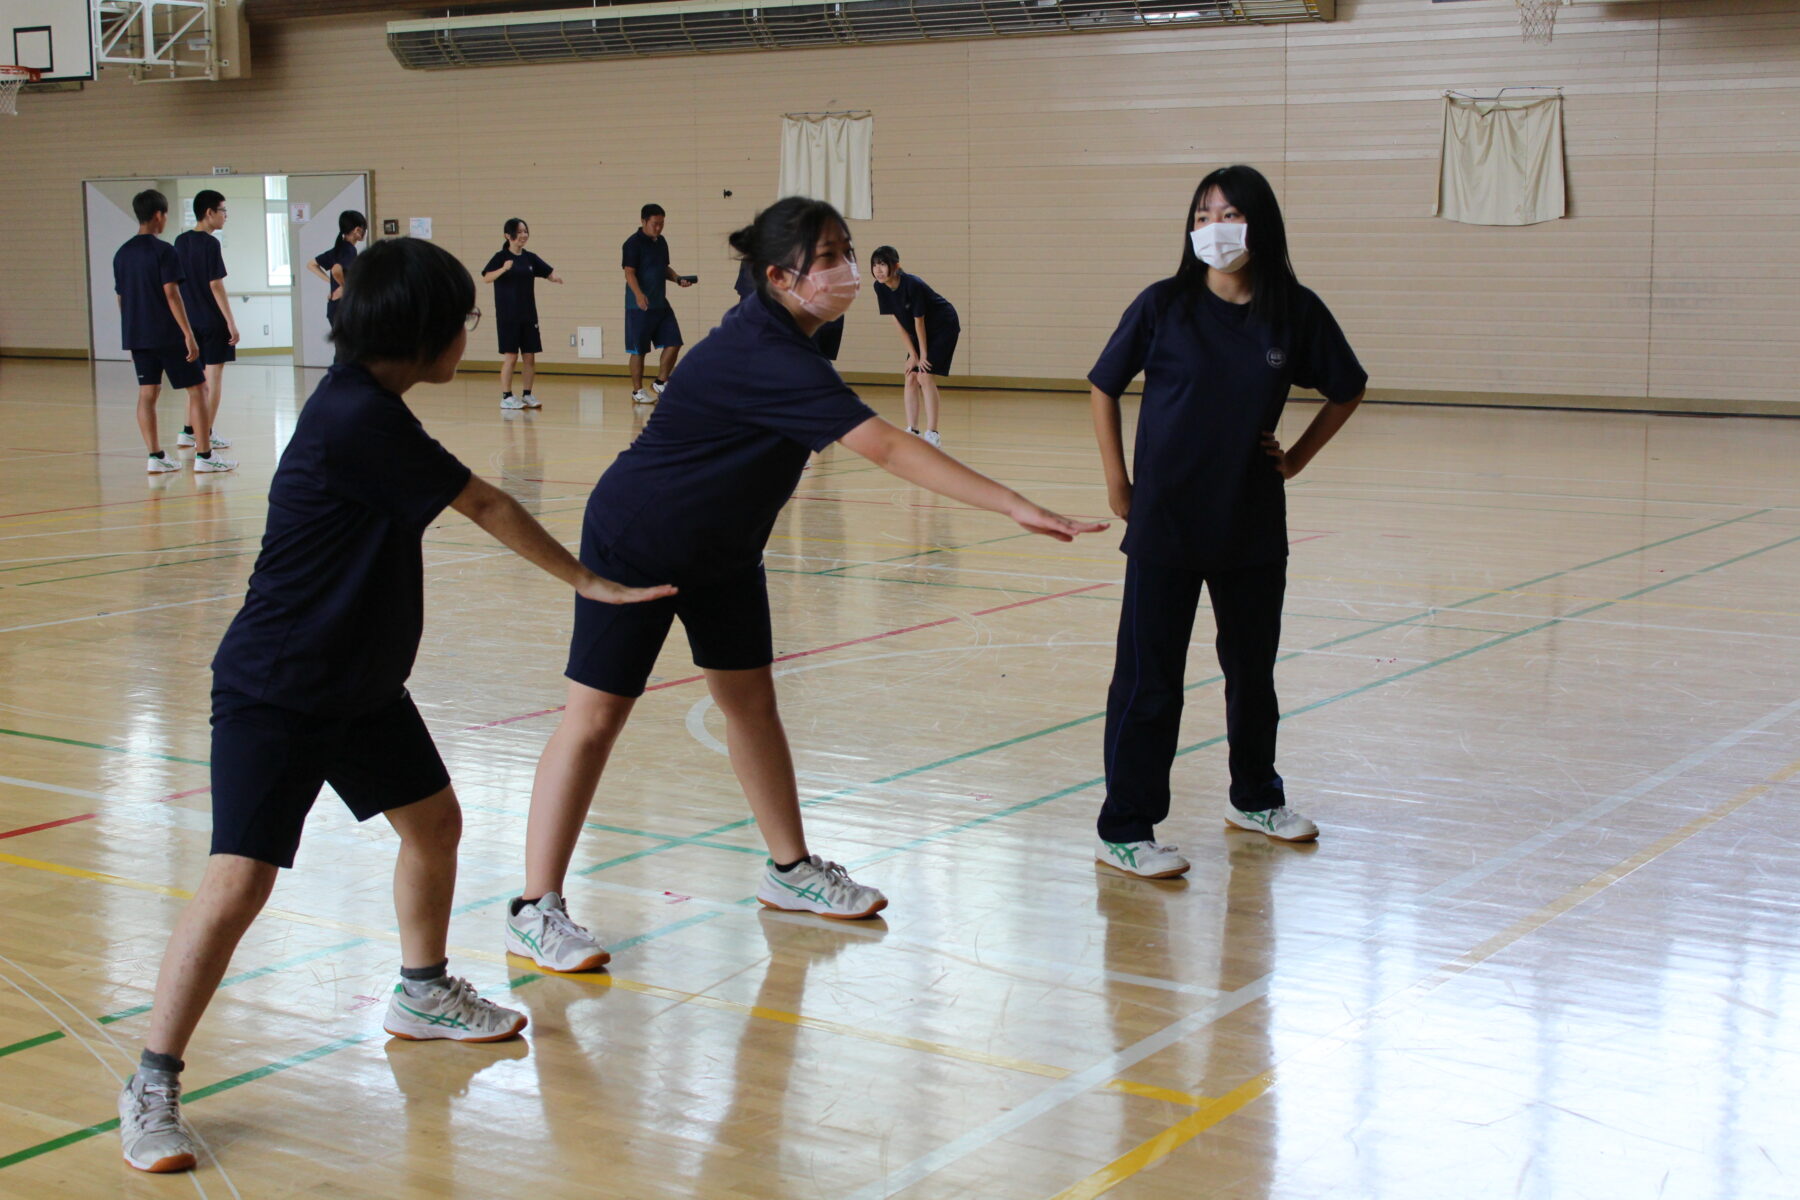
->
[[167, 292, 196, 341], [210, 281, 237, 331], [1285, 394, 1362, 475], [465, 488, 591, 588], [1090, 386, 1129, 488], [863, 426, 1026, 517], [623, 268, 647, 304], [913, 316, 928, 349], [665, 266, 681, 283], [482, 269, 504, 282]]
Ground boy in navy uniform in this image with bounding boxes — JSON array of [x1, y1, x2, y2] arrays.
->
[[482, 217, 562, 409], [114, 189, 234, 474], [870, 246, 960, 448], [1089, 165, 1366, 879], [172, 189, 240, 451], [621, 203, 695, 404], [116, 237, 672, 1175]]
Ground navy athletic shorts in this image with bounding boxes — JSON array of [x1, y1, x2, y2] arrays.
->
[[131, 344, 206, 390]]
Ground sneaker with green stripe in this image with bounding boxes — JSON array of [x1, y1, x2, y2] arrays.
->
[[1094, 837, 1190, 879], [756, 855, 887, 920], [383, 975, 527, 1042], [1223, 805, 1319, 843]]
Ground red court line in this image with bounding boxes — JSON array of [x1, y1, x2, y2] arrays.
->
[[461, 582, 1112, 732], [0, 813, 98, 839], [159, 785, 212, 802]]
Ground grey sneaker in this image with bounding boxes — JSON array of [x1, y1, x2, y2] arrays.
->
[[383, 975, 527, 1042], [1224, 806, 1319, 843], [503, 892, 611, 972], [631, 389, 654, 405], [118, 1073, 197, 1173], [756, 855, 887, 920], [923, 430, 942, 448], [1095, 837, 1190, 879], [519, 392, 542, 408], [500, 394, 528, 410]]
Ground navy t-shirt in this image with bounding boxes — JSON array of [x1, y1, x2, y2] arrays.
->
[[621, 231, 670, 309], [876, 271, 959, 332], [483, 248, 553, 325], [314, 240, 357, 318], [212, 364, 473, 715], [113, 234, 184, 351], [583, 291, 876, 582], [1089, 279, 1366, 571], [173, 230, 228, 334]]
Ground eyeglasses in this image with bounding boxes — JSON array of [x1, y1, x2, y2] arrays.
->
[[465, 309, 482, 332]]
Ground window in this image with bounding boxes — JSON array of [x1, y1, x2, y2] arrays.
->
[[264, 175, 291, 287]]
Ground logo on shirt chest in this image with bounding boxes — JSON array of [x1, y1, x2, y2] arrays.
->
[[1266, 347, 1287, 369]]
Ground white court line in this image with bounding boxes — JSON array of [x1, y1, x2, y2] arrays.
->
[[842, 691, 1800, 1199], [0, 775, 216, 835], [0, 593, 240, 636], [0, 513, 267, 544]]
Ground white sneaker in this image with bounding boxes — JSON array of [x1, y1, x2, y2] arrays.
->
[[632, 389, 653, 404], [384, 975, 527, 1042], [146, 454, 179, 474], [500, 394, 527, 410], [519, 392, 541, 408], [1095, 837, 1191, 879], [192, 455, 237, 473], [923, 430, 942, 448], [756, 856, 887, 919], [1224, 806, 1320, 843], [176, 430, 231, 448], [118, 1073, 197, 1173], [503, 892, 611, 972], [651, 379, 667, 396]]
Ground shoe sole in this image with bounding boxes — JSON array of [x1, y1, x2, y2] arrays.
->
[[502, 932, 611, 973], [757, 895, 888, 920], [1222, 819, 1319, 844], [383, 1014, 528, 1043], [123, 1151, 197, 1173], [1094, 856, 1190, 880]]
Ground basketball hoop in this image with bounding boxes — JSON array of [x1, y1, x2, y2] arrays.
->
[[0, 66, 42, 116], [1516, 0, 1559, 43]]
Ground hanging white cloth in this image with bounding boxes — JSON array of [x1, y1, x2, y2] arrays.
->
[[1435, 94, 1566, 226], [778, 113, 874, 221]]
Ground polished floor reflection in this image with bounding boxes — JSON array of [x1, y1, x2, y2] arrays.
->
[[1, 357, 1797, 1198]]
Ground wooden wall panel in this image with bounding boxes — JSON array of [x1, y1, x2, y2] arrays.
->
[[0, 0, 1793, 409]]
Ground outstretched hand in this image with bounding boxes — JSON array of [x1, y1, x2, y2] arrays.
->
[[577, 574, 678, 605], [1010, 502, 1109, 543]]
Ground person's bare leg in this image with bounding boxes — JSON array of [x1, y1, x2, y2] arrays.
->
[[143, 854, 279, 1060], [902, 372, 921, 431], [919, 372, 942, 435], [521, 353, 536, 394], [629, 353, 645, 392], [524, 681, 638, 897], [500, 352, 516, 396], [137, 384, 163, 454], [185, 386, 213, 455], [384, 785, 462, 969], [703, 666, 806, 863], [204, 363, 225, 428], [657, 344, 680, 385]]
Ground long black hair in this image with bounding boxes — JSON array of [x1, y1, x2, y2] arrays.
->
[[502, 217, 527, 252], [334, 209, 367, 248], [329, 236, 473, 366], [728, 197, 849, 301], [1172, 165, 1297, 328]]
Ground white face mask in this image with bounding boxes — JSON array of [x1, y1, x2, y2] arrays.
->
[[1190, 222, 1250, 273]]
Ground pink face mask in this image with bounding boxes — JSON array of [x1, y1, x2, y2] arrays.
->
[[791, 260, 861, 321]]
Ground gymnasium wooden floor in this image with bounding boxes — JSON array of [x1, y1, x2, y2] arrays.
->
[[1, 356, 1797, 1199]]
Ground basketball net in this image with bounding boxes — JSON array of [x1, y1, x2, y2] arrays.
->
[[0, 66, 39, 116], [1517, 0, 1559, 43]]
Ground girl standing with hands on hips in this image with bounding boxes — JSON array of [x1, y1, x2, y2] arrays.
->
[[484, 218, 563, 409], [307, 210, 367, 330], [501, 198, 1106, 969], [1089, 165, 1366, 879]]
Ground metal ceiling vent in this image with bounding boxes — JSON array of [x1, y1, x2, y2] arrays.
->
[[388, 0, 1333, 69]]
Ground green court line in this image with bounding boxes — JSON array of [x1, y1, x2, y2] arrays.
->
[[0, 534, 262, 579], [17, 550, 257, 587], [2, 519, 1791, 1173], [0, 727, 208, 767], [0, 1034, 372, 1170]]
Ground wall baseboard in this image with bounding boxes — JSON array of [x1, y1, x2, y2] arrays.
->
[[4, 349, 1791, 418]]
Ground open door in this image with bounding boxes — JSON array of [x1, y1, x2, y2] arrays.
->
[[85, 180, 160, 361], [288, 173, 371, 369]]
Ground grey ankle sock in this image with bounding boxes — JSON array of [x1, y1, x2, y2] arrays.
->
[[139, 1048, 184, 1076], [399, 959, 449, 998]]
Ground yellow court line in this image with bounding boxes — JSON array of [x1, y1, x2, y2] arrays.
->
[[1044, 755, 1800, 1199], [0, 846, 1208, 1098], [1100, 1079, 1216, 1108]]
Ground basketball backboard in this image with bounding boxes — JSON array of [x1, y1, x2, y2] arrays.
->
[[3, 0, 93, 81]]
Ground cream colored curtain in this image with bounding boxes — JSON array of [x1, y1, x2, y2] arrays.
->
[[1435, 94, 1566, 226], [778, 113, 874, 221]]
